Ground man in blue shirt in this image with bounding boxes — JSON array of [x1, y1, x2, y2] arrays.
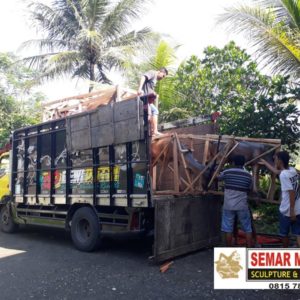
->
[[218, 155, 253, 247]]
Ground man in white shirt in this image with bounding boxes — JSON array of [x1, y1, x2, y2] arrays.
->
[[261, 151, 300, 247]]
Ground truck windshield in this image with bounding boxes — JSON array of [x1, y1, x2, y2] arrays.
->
[[0, 156, 9, 177]]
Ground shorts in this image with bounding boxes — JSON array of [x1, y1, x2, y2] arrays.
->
[[279, 213, 300, 237], [149, 103, 159, 116], [221, 209, 252, 233]]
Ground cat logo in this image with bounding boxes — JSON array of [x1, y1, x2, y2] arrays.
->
[[215, 251, 243, 279]]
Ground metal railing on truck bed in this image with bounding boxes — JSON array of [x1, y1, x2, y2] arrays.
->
[[11, 98, 151, 208], [5, 96, 223, 258]]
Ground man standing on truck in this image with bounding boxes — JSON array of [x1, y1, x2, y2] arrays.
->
[[137, 67, 168, 136], [260, 151, 300, 247], [218, 155, 253, 247]]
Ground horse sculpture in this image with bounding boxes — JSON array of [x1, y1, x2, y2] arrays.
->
[[151, 135, 211, 192], [209, 140, 279, 194]]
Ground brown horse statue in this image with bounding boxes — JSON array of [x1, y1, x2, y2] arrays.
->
[[151, 135, 211, 191], [209, 140, 278, 193]]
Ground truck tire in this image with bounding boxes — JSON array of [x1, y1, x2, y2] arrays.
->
[[71, 207, 101, 252], [0, 205, 19, 233]]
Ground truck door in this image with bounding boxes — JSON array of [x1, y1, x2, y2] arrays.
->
[[153, 194, 222, 262], [0, 153, 9, 200]]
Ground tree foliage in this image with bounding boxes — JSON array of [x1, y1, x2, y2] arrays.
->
[[221, 75, 300, 153], [218, 0, 300, 79], [22, 0, 153, 91], [173, 42, 266, 116], [161, 42, 300, 152], [0, 53, 43, 147], [123, 37, 181, 117]]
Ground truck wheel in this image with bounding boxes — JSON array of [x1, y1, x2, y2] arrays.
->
[[71, 207, 101, 252], [0, 205, 19, 233]]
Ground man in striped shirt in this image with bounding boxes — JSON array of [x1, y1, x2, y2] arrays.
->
[[218, 155, 253, 247]]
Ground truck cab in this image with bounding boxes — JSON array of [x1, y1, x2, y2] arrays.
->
[[0, 152, 9, 201]]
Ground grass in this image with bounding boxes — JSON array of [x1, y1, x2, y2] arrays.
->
[[250, 202, 279, 235]]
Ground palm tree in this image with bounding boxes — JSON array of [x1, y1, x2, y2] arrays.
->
[[123, 39, 181, 107], [142, 40, 179, 110], [218, 0, 300, 79], [21, 0, 152, 91], [122, 38, 185, 121]]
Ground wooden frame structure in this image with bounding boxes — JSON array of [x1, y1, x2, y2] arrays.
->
[[42, 86, 137, 121], [151, 133, 281, 203]]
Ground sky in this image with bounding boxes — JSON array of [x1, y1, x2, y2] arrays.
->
[[0, 0, 249, 101]]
